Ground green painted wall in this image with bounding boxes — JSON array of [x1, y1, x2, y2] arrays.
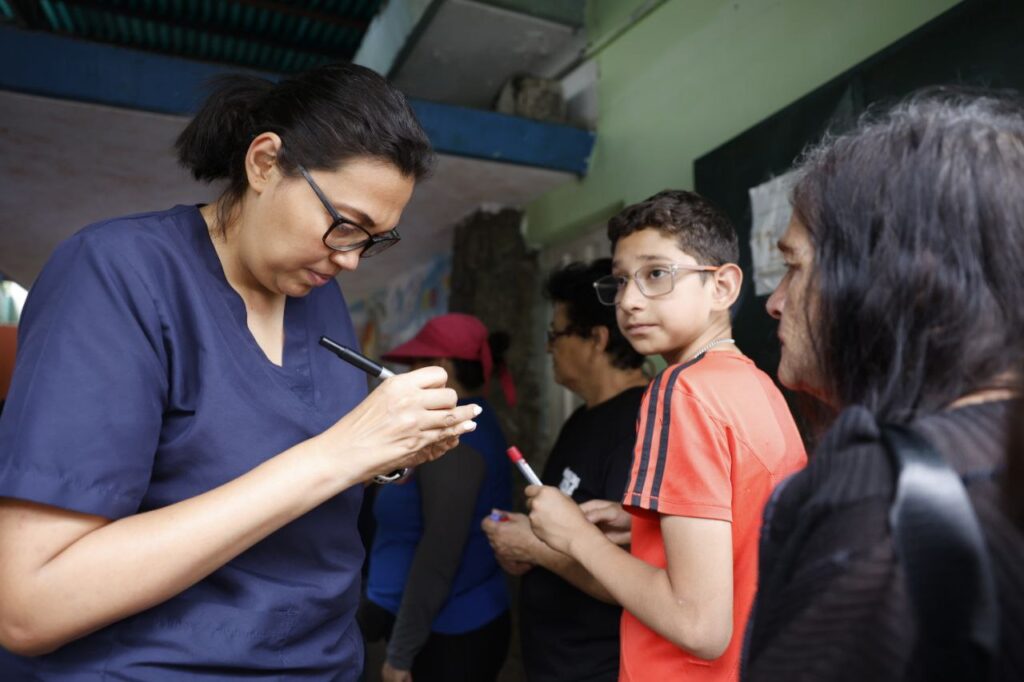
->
[[525, 0, 961, 246]]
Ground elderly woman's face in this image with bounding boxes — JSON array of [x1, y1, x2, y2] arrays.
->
[[766, 215, 827, 401]]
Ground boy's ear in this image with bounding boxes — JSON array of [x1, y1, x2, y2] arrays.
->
[[711, 263, 743, 311], [245, 132, 283, 193]]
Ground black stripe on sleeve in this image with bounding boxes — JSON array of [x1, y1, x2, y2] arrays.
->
[[629, 370, 666, 507], [648, 355, 706, 511]]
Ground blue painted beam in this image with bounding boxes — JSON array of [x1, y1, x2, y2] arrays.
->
[[0, 25, 594, 175], [412, 101, 594, 175], [0, 26, 244, 115]]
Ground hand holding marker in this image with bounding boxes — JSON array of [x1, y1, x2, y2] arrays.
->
[[506, 446, 543, 487], [489, 447, 539, 524], [317, 336, 402, 483]]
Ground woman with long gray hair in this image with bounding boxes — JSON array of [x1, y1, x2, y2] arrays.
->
[[745, 87, 1024, 681]]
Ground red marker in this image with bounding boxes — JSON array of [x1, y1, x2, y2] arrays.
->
[[506, 446, 543, 487]]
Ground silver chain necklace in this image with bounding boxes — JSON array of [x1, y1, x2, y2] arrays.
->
[[688, 337, 736, 361]]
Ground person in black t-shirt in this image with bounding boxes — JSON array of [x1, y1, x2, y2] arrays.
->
[[482, 259, 648, 682]]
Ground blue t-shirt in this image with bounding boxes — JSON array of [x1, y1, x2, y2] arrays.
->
[[0, 206, 369, 679], [367, 398, 511, 634]]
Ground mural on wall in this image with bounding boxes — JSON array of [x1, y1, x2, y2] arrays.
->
[[346, 253, 451, 365], [748, 170, 798, 296], [0, 279, 26, 325]]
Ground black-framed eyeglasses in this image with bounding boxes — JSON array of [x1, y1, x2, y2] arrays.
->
[[546, 327, 576, 344], [593, 262, 720, 306], [297, 164, 401, 258]]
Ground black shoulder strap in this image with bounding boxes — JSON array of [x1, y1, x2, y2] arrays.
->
[[880, 424, 999, 682]]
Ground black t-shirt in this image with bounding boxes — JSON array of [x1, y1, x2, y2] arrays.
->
[[520, 386, 645, 682]]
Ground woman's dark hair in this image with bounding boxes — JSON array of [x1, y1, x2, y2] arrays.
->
[[175, 62, 434, 230], [452, 332, 510, 390], [792, 86, 1024, 422], [545, 259, 645, 370], [606, 190, 739, 266]]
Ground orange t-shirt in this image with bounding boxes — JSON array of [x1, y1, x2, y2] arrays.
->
[[619, 351, 806, 682]]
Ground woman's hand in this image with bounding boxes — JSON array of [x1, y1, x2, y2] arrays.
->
[[318, 366, 479, 482], [525, 485, 600, 556], [579, 499, 633, 546]]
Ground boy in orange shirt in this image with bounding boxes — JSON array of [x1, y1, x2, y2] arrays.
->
[[527, 190, 807, 681]]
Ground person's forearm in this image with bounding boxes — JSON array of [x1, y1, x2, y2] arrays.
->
[[531, 539, 616, 604], [386, 519, 472, 668], [386, 444, 483, 670], [385, 531, 464, 669], [567, 527, 724, 658], [2, 437, 356, 655]]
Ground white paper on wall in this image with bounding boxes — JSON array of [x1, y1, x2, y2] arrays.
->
[[748, 170, 799, 296]]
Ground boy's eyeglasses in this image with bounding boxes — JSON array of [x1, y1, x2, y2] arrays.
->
[[593, 263, 720, 306], [297, 165, 401, 258]]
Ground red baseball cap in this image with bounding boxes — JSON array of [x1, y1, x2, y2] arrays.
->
[[382, 313, 516, 405]]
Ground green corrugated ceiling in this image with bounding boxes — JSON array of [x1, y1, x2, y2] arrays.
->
[[0, 0, 382, 72]]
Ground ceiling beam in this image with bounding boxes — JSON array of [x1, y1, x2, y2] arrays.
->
[[0, 24, 595, 175]]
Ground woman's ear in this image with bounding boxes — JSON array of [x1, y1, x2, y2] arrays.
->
[[590, 325, 610, 355], [244, 132, 283, 194], [711, 263, 743, 312]]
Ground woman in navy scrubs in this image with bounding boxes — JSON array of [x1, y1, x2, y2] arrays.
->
[[0, 63, 479, 680]]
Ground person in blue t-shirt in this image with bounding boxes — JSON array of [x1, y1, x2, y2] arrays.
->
[[0, 63, 481, 680], [359, 313, 515, 682]]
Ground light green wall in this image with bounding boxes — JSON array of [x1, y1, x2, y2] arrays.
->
[[525, 0, 961, 246]]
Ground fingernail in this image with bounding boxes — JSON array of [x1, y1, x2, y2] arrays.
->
[[471, 404, 483, 416], [463, 420, 477, 432]]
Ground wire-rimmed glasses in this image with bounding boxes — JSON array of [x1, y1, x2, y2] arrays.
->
[[593, 263, 720, 306]]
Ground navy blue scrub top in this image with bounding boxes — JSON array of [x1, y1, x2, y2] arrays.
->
[[0, 206, 369, 679]]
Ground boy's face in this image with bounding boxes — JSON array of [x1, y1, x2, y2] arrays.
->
[[612, 228, 717, 365]]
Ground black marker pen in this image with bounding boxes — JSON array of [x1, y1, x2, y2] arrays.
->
[[318, 335, 407, 483], [319, 336, 395, 379]]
